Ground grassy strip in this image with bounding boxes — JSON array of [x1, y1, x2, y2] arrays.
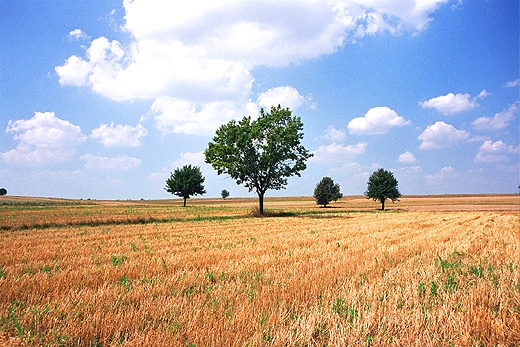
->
[[0, 208, 393, 231]]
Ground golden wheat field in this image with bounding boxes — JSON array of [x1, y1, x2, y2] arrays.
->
[[0, 195, 519, 346]]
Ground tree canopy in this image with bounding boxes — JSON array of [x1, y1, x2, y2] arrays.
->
[[165, 165, 206, 207], [314, 177, 341, 207], [221, 189, 230, 199], [364, 168, 401, 210], [204, 105, 313, 215], [0, 188, 6, 196]]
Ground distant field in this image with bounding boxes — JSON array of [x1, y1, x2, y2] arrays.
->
[[0, 195, 518, 346]]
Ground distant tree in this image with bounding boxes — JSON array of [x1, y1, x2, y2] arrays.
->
[[314, 177, 341, 207], [221, 189, 230, 199], [204, 105, 313, 215], [0, 188, 6, 196], [364, 168, 401, 210], [165, 165, 206, 207]]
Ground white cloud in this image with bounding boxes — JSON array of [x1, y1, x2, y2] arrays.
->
[[171, 152, 206, 169], [55, 55, 91, 87], [347, 106, 410, 135], [476, 89, 490, 99], [504, 79, 519, 88], [122, 1, 446, 64], [82, 154, 141, 171], [426, 166, 458, 184], [151, 97, 250, 135], [256, 86, 307, 111], [398, 151, 416, 163], [91, 123, 148, 147], [321, 126, 346, 142], [419, 90, 488, 115], [310, 142, 367, 162], [69, 29, 89, 41], [56, 1, 450, 135], [471, 102, 518, 131], [418, 121, 470, 149], [2, 112, 87, 166], [474, 140, 518, 164]]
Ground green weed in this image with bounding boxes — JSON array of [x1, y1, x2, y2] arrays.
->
[[119, 276, 131, 290], [111, 255, 128, 266]]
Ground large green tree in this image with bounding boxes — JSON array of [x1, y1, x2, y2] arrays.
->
[[314, 177, 341, 207], [364, 168, 401, 210], [204, 105, 313, 215], [165, 165, 206, 207]]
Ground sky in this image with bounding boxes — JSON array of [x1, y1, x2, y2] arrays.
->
[[1, 0, 518, 200]]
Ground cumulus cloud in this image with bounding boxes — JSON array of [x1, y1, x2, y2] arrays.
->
[[2, 112, 87, 166], [347, 106, 410, 135], [171, 151, 206, 169], [321, 126, 347, 142], [56, 1, 450, 135], [151, 97, 253, 135], [310, 142, 367, 162], [256, 86, 307, 111], [471, 102, 518, 131], [91, 123, 148, 147], [419, 90, 488, 115], [398, 151, 416, 163], [122, 1, 447, 63], [55, 55, 91, 87], [426, 166, 458, 184], [82, 154, 141, 171], [474, 140, 519, 164], [417, 121, 470, 149]]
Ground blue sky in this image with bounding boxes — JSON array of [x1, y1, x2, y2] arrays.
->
[[1, 0, 518, 200]]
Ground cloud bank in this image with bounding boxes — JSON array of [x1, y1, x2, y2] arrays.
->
[[2, 112, 87, 166], [56, 0, 451, 135]]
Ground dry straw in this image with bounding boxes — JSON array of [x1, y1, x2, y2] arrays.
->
[[0, 197, 519, 346]]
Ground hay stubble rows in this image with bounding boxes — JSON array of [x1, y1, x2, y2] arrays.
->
[[0, 195, 518, 346]]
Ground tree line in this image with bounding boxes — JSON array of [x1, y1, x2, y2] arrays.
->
[[165, 105, 401, 213]]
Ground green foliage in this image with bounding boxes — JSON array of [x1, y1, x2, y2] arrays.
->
[[0, 188, 6, 196], [111, 255, 128, 266], [1, 300, 24, 338], [364, 168, 401, 210], [221, 189, 230, 199], [119, 276, 131, 290], [204, 105, 313, 214], [313, 177, 341, 207], [165, 165, 206, 207]]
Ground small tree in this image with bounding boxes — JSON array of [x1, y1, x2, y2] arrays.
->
[[165, 165, 206, 207], [221, 189, 230, 199], [0, 188, 6, 196], [364, 168, 401, 210], [205, 105, 313, 215], [314, 177, 341, 207]]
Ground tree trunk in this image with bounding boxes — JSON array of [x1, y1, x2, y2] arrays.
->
[[258, 192, 264, 215], [183, 197, 187, 207], [381, 198, 385, 211]]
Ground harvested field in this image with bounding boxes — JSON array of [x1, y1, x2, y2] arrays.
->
[[0, 195, 519, 346]]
